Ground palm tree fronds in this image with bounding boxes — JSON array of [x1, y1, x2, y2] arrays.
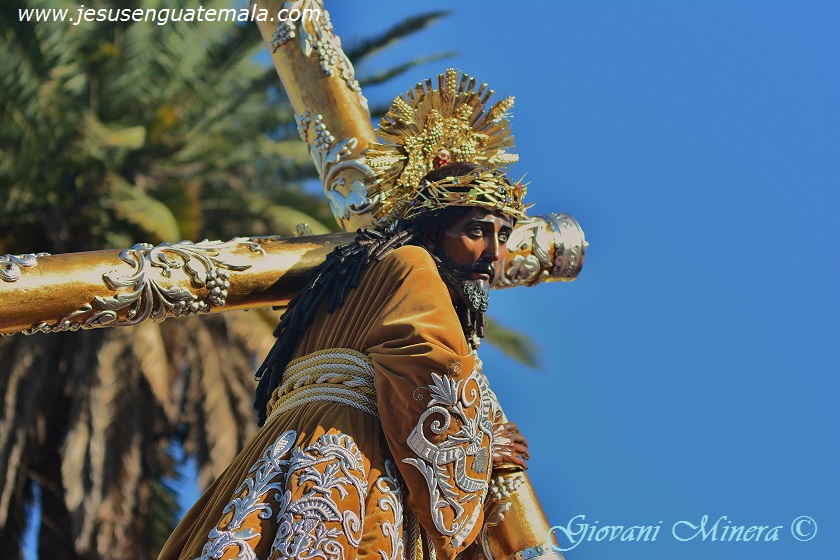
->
[[264, 204, 331, 236], [103, 173, 181, 243], [484, 317, 541, 369], [144, 461, 182, 557], [131, 321, 178, 422], [358, 51, 458, 88], [78, 114, 146, 156], [344, 11, 451, 61], [221, 309, 282, 361]]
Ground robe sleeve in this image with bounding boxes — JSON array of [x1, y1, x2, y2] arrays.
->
[[364, 246, 494, 560]]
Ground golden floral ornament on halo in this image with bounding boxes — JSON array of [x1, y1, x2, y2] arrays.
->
[[365, 68, 528, 223]]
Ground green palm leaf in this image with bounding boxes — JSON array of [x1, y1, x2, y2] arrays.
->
[[484, 317, 541, 369], [345, 11, 450, 61], [358, 51, 458, 87], [103, 174, 181, 243]]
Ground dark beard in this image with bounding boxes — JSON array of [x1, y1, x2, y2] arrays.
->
[[460, 278, 491, 313], [431, 252, 492, 347]]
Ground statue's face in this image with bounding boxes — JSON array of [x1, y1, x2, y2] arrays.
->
[[434, 207, 514, 285]]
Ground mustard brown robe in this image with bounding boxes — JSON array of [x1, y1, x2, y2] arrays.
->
[[158, 245, 498, 560]]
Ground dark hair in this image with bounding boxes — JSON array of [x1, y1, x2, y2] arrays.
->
[[416, 161, 515, 228], [422, 161, 486, 183], [252, 225, 420, 425]]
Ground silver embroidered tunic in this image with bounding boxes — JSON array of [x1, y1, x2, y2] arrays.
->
[[158, 246, 498, 560]]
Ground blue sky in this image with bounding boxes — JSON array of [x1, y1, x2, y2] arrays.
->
[[327, 1, 838, 559]]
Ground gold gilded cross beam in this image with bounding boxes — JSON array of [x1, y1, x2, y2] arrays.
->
[[0, 2, 586, 339], [0, 214, 583, 337]]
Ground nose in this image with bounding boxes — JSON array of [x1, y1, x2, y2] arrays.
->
[[482, 233, 502, 262]]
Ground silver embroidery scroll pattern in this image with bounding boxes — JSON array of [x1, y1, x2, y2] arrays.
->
[[403, 365, 494, 548], [269, 433, 368, 560], [376, 459, 406, 560], [198, 429, 298, 560], [473, 356, 502, 465]]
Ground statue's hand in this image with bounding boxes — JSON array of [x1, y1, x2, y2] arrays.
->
[[492, 421, 529, 469]]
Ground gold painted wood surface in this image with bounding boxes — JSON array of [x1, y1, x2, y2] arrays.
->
[[481, 469, 565, 560], [466, 466, 566, 560], [252, 0, 380, 231], [0, 214, 584, 337], [0, 233, 353, 336]]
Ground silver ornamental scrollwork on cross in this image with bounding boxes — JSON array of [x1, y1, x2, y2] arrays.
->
[[0, 253, 50, 283], [296, 110, 376, 229], [21, 239, 263, 335], [497, 214, 587, 288], [269, 0, 368, 111]]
